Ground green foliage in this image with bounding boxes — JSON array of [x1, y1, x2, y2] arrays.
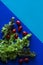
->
[[0, 18, 36, 62]]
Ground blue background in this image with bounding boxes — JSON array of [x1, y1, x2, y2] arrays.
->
[[1, 0, 43, 43], [0, 1, 43, 65]]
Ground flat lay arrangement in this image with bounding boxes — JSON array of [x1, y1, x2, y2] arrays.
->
[[0, 17, 36, 64]]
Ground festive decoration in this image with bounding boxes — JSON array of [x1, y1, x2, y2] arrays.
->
[[12, 29, 16, 33], [0, 17, 36, 63], [19, 59, 23, 64], [24, 57, 29, 62], [16, 20, 21, 26], [18, 26, 22, 32], [23, 31, 28, 36]]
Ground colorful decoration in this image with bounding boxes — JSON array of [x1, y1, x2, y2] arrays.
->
[[18, 26, 22, 32], [23, 31, 28, 36], [16, 20, 21, 26], [0, 17, 36, 63]]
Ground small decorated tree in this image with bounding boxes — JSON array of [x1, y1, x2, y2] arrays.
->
[[0, 17, 36, 63]]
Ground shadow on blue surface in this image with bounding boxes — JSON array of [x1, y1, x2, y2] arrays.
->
[[0, 1, 43, 65]]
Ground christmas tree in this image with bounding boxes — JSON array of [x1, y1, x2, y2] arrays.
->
[[0, 17, 36, 63]]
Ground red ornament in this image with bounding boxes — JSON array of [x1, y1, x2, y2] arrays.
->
[[24, 58, 29, 62], [16, 20, 21, 26], [19, 59, 23, 64], [15, 34, 18, 39], [12, 29, 16, 33], [18, 26, 22, 32], [6, 35, 10, 39], [23, 31, 28, 36]]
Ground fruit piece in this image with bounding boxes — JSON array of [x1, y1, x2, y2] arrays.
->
[[15, 34, 18, 39], [16, 20, 21, 26], [23, 31, 28, 36], [12, 29, 16, 33], [18, 26, 22, 32], [19, 59, 23, 64], [6, 35, 10, 39], [24, 58, 29, 62]]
